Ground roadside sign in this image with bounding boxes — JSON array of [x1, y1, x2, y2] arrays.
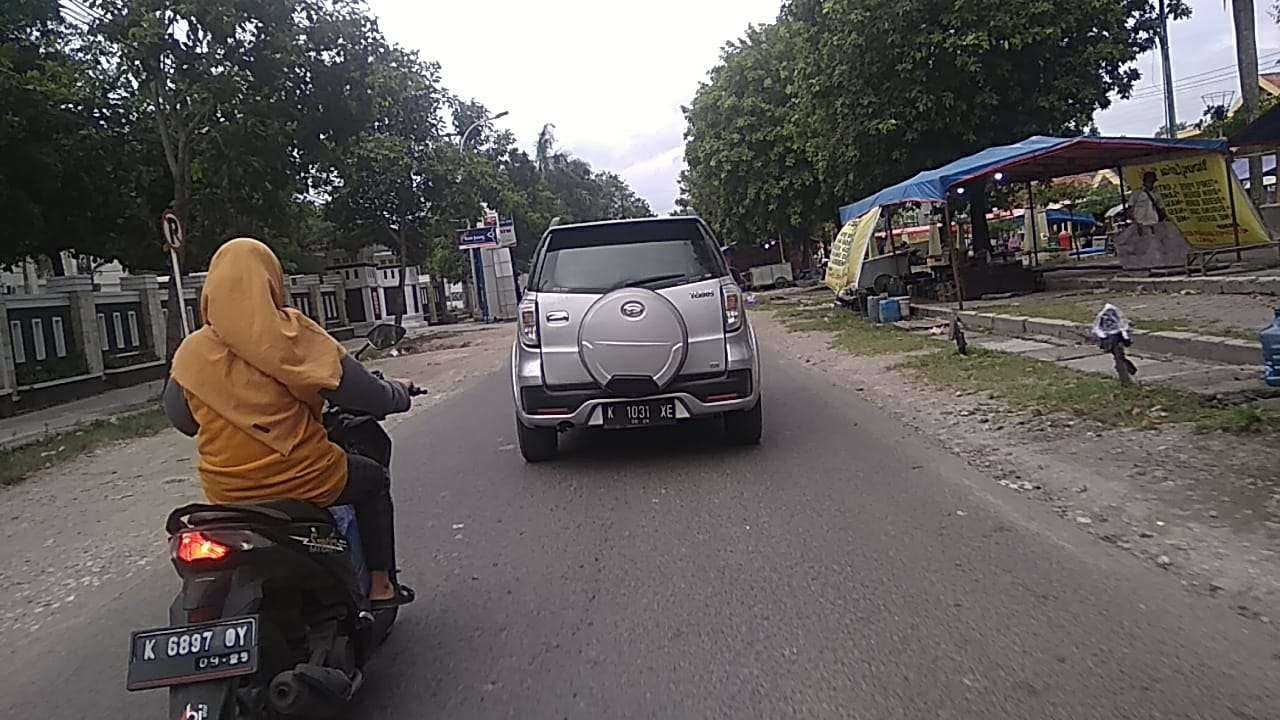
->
[[160, 210, 191, 337], [458, 226, 498, 250], [498, 220, 517, 248], [161, 210, 184, 249]]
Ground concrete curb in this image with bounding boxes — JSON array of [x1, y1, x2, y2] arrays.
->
[[913, 305, 1262, 367], [1047, 275, 1280, 296]]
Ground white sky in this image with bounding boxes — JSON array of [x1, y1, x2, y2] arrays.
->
[[371, 0, 1280, 213]]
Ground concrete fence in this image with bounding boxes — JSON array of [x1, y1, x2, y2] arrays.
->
[[0, 274, 170, 415], [0, 263, 447, 416]]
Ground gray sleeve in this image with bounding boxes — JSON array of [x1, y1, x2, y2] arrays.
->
[[321, 355, 411, 419], [162, 379, 199, 437]]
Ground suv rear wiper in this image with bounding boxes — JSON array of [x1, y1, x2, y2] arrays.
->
[[608, 273, 688, 291]]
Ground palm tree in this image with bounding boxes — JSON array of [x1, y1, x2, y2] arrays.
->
[[536, 123, 558, 177], [1228, 0, 1264, 202]]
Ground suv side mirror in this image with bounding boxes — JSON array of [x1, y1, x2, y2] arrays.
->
[[366, 323, 406, 350]]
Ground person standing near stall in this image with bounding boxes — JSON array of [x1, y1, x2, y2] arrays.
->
[[1128, 171, 1168, 234]]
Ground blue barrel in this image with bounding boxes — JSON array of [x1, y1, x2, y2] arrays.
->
[[1263, 308, 1280, 387], [879, 297, 901, 323]]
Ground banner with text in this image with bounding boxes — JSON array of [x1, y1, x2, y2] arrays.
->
[[1122, 154, 1269, 250], [825, 206, 881, 292]]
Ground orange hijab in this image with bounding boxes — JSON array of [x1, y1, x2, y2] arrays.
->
[[171, 238, 345, 457]]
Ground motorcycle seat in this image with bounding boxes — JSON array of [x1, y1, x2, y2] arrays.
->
[[169, 499, 336, 532]]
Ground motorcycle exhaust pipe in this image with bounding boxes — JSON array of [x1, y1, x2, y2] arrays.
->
[[268, 665, 360, 718]]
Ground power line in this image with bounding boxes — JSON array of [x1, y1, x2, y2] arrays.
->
[[1127, 51, 1280, 101]]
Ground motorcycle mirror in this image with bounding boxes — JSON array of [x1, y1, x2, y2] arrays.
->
[[366, 323, 407, 350]]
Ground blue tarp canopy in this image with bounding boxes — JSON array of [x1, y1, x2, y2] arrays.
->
[[1044, 209, 1098, 227], [838, 135, 1229, 225]]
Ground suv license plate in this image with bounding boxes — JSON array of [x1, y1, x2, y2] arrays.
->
[[603, 399, 678, 428], [126, 616, 259, 691]]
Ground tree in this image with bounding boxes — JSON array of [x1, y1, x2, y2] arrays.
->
[[681, 21, 827, 246], [325, 47, 480, 326], [1156, 121, 1192, 138], [784, 0, 1184, 205], [0, 1, 163, 273], [86, 0, 387, 350]]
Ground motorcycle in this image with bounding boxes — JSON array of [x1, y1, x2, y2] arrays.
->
[[126, 323, 420, 719]]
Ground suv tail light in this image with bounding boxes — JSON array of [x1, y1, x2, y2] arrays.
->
[[519, 298, 539, 347], [176, 531, 231, 563], [722, 284, 743, 332]]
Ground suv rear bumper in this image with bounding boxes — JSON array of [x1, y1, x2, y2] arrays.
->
[[512, 338, 760, 428]]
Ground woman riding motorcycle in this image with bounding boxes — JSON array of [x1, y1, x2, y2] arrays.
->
[[162, 237, 413, 608]]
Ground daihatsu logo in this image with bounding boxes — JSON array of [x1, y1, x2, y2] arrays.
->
[[620, 301, 645, 318]]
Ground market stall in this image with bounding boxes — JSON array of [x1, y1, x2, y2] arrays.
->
[[827, 134, 1258, 303]]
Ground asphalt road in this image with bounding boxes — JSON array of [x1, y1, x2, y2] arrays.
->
[[5, 343, 1280, 719]]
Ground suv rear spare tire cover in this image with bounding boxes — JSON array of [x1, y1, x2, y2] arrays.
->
[[577, 288, 689, 391]]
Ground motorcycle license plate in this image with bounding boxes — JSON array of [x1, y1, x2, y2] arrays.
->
[[126, 616, 259, 691], [602, 399, 677, 428]]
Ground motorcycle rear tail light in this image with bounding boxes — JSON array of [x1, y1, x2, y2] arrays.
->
[[177, 532, 231, 563]]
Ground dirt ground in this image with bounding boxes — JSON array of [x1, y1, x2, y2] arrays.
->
[[958, 287, 1277, 337], [753, 309, 1280, 624], [0, 325, 514, 648]]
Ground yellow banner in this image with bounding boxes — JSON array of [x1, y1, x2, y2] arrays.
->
[[825, 207, 881, 292], [1122, 154, 1269, 249]]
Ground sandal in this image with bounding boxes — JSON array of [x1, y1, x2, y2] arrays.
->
[[369, 582, 415, 610]]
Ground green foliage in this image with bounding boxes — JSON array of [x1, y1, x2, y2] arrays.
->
[[2, 0, 654, 289], [682, 0, 1188, 245], [776, 305, 938, 355], [681, 22, 827, 246], [0, 1, 162, 271], [903, 347, 1279, 434]]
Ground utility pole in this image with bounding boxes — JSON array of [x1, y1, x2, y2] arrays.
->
[[1230, 0, 1264, 204], [1158, 0, 1178, 138]]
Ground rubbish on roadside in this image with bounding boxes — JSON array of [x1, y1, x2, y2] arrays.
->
[[1261, 307, 1280, 387], [1155, 554, 1173, 568], [1093, 303, 1136, 384]]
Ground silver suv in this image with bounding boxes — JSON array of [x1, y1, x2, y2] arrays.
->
[[511, 217, 762, 462]]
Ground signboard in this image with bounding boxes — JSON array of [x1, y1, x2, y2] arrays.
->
[[458, 226, 498, 250], [825, 207, 881, 292], [498, 220, 517, 248], [1122, 154, 1269, 250]]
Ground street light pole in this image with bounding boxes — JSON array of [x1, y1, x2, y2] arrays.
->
[[1157, 0, 1177, 137], [458, 110, 509, 321]]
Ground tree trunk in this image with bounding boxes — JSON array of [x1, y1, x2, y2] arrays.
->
[[47, 251, 67, 276], [153, 72, 194, 363], [1233, 0, 1264, 204], [967, 180, 993, 261]]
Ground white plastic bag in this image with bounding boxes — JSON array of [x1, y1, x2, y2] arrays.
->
[[1092, 303, 1131, 340]]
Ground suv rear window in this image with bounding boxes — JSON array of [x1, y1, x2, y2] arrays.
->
[[531, 221, 725, 294]]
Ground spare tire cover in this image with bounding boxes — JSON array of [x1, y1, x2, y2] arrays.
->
[[578, 288, 689, 390]]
